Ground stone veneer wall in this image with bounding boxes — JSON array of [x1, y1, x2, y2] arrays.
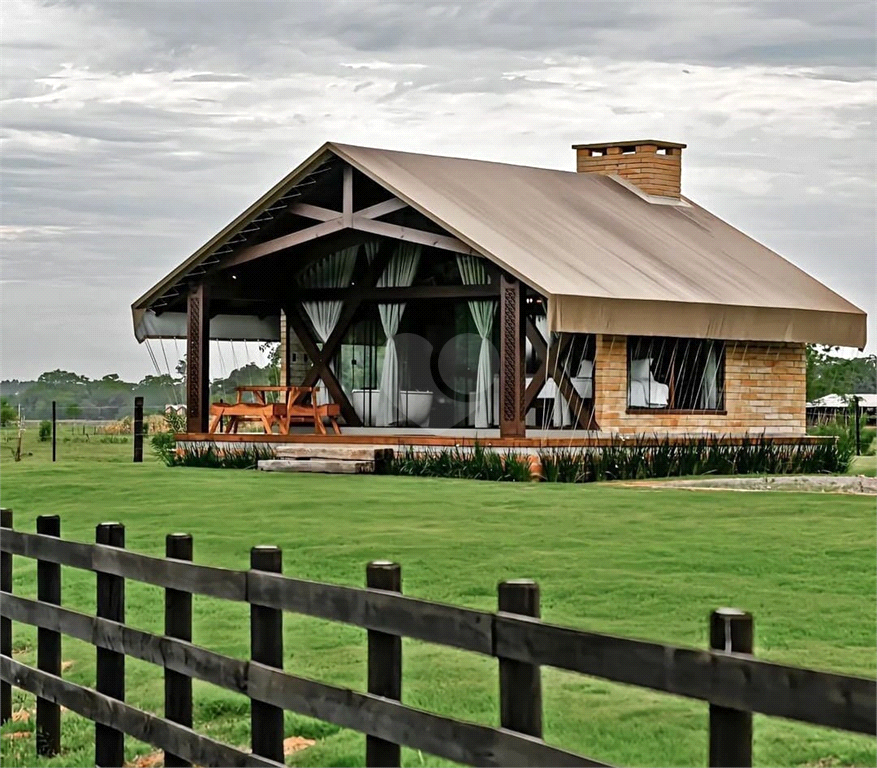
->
[[593, 334, 806, 435], [278, 310, 310, 387]]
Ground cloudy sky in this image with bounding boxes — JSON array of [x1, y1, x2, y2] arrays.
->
[[2, 0, 874, 381]]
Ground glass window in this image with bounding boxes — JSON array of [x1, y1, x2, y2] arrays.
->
[[627, 337, 724, 411]]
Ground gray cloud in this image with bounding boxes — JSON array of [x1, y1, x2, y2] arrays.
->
[[1, 0, 874, 381]]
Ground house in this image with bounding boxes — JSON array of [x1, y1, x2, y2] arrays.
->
[[132, 139, 867, 443], [807, 394, 877, 426]]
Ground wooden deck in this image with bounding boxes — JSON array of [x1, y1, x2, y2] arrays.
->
[[178, 431, 829, 450]]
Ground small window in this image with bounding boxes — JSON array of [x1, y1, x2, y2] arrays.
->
[[627, 337, 725, 411]]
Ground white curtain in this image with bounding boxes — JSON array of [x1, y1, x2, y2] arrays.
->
[[700, 342, 719, 409], [376, 243, 421, 426], [297, 246, 358, 404], [456, 255, 495, 428]]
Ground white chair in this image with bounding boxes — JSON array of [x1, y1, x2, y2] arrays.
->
[[628, 358, 669, 408]]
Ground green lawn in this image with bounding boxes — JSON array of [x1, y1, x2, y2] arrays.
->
[[0, 430, 874, 767]]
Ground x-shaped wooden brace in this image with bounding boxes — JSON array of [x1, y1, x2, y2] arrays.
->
[[284, 242, 397, 427], [523, 317, 598, 430]]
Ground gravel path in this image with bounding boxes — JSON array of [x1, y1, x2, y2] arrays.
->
[[632, 475, 877, 495]]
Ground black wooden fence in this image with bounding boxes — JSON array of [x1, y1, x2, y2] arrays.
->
[[0, 509, 874, 768]]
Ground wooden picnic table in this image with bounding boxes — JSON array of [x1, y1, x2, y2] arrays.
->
[[209, 386, 342, 435]]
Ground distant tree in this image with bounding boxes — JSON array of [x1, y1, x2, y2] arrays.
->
[[0, 398, 17, 427], [175, 358, 187, 380], [37, 370, 89, 386], [806, 345, 877, 401], [66, 403, 82, 419]]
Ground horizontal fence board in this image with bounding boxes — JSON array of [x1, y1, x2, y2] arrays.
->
[[494, 614, 876, 736], [3, 595, 603, 767], [247, 662, 606, 768], [0, 532, 246, 601], [91, 547, 246, 602], [0, 658, 282, 768], [2, 530, 93, 570], [248, 572, 494, 655]]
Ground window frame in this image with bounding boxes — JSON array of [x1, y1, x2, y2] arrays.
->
[[625, 336, 726, 414]]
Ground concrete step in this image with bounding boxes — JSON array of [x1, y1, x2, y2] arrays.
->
[[258, 458, 375, 474], [274, 445, 393, 462]]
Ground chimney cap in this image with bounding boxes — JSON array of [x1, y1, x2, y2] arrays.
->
[[571, 139, 687, 150]]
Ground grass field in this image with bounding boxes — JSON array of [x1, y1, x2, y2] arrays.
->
[[0, 429, 875, 767]]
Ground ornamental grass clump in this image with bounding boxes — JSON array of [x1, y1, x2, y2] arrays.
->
[[385, 442, 533, 482]]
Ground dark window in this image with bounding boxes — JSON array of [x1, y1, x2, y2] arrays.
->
[[627, 337, 725, 411]]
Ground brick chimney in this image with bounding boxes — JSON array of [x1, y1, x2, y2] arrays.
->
[[572, 140, 686, 198]]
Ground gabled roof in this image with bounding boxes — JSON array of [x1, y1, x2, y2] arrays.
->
[[133, 141, 867, 348]]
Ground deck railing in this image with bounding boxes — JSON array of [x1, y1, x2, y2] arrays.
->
[[1, 509, 874, 767]]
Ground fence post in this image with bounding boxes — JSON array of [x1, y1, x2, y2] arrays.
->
[[497, 579, 542, 738], [36, 515, 61, 756], [709, 608, 754, 768], [51, 401, 57, 462], [366, 561, 402, 768], [133, 397, 144, 463], [854, 396, 862, 456], [164, 533, 193, 768], [250, 546, 284, 763], [0, 509, 12, 724], [95, 523, 125, 768]]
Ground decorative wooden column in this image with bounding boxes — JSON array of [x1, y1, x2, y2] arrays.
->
[[186, 283, 210, 434], [499, 274, 526, 437]]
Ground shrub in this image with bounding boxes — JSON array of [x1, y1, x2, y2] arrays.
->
[[382, 435, 851, 483], [38, 420, 52, 442], [173, 444, 275, 469]]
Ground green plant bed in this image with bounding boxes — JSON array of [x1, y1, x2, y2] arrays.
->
[[383, 436, 851, 483]]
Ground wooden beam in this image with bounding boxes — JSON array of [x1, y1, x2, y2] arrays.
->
[[221, 218, 344, 268], [351, 217, 476, 256], [285, 308, 360, 426], [287, 203, 341, 222], [186, 283, 210, 434], [499, 275, 525, 438], [342, 166, 353, 228], [356, 198, 407, 219]]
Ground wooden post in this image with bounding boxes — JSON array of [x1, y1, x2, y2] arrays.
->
[[186, 282, 210, 434], [0, 508, 11, 725], [250, 546, 284, 763], [366, 561, 402, 768], [497, 579, 542, 737], [51, 400, 57, 462], [133, 396, 144, 463], [164, 533, 193, 768], [709, 608, 754, 768], [36, 515, 62, 756], [854, 396, 862, 456], [95, 522, 125, 768], [499, 275, 525, 437]]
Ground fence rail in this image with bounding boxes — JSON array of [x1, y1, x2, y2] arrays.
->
[[0, 510, 874, 768]]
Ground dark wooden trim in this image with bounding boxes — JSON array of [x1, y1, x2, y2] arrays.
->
[[0, 508, 11, 726], [286, 306, 360, 425], [366, 561, 402, 767], [250, 547, 284, 763], [36, 515, 61, 757], [709, 609, 753, 768], [351, 217, 476, 255], [247, 571, 493, 654], [492, 614, 875, 736], [186, 283, 210, 434], [626, 408, 728, 416], [1, 658, 283, 768], [172, 433, 834, 448], [211, 283, 498, 305], [1, 597, 604, 767], [221, 218, 345, 268], [499, 275, 525, 437], [95, 523, 125, 768], [498, 581, 542, 738], [165, 534, 193, 768]]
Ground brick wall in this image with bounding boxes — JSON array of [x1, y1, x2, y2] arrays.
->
[[593, 334, 806, 435], [278, 310, 310, 387]]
